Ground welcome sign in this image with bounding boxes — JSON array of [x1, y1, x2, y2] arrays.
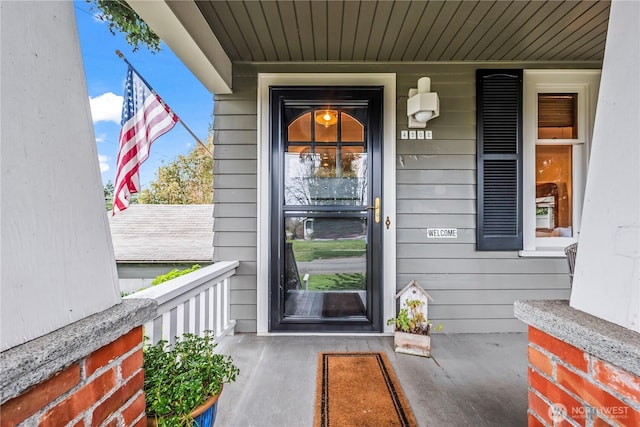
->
[[426, 228, 458, 239]]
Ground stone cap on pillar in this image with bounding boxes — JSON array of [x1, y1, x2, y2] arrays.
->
[[514, 299, 640, 377]]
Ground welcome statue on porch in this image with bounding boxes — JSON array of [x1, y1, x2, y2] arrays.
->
[[388, 280, 437, 357]]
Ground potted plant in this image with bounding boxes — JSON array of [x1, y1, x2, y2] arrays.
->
[[387, 299, 440, 357], [143, 331, 240, 426]]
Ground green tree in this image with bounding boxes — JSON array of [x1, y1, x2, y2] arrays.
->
[[138, 142, 213, 205], [103, 180, 114, 211], [87, 0, 161, 52]]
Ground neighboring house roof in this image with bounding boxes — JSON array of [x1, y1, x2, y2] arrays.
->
[[109, 204, 214, 263]]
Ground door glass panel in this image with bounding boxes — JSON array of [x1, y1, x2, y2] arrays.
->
[[285, 145, 367, 206], [288, 112, 312, 142], [314, 110, 338, 141], [284, 216, 367, 318], [341, 114, 364, 142], [316, 146, 337, 174]]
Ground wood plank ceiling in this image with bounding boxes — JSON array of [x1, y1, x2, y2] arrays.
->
[[195, 0, 611, 63]]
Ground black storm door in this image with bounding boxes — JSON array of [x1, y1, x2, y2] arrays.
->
[[269, 87, 384, 332]]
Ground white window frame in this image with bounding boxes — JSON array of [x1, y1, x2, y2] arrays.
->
[[521, 70, 600, 257]]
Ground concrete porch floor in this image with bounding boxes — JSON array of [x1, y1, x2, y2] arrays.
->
[[215, 333, 528, 427]]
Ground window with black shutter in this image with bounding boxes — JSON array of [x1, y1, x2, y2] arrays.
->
[[476, 69, 523, 251]]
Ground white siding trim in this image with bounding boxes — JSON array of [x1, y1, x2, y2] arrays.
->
[[256, 73, 397, 334]]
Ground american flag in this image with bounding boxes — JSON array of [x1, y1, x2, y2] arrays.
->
[[112, 66, 178, 214]]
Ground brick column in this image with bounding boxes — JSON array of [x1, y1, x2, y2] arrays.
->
[[515, 300, 640, 427], [527, 326, 640, 426], [1, 328, 147, 426], [1, 299, 156, 427]]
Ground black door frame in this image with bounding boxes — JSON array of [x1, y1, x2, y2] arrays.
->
[[269, 86, 384, 332]]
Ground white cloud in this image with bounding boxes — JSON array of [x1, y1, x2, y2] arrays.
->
[[98, 154, 110, 173], [89, 92, 123, 124], [95, 133, 107, 143]]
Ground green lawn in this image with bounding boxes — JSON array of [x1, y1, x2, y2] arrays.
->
[[290, 239, 366, 262], [305, 273, 366, 291]]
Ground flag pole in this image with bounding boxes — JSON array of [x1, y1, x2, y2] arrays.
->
[[115, 50, 213, 158]]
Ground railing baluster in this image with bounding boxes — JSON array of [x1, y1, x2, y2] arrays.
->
[[215, 283, 222, 340], [176, 303, 185, 338], [224, 277, 231, 335], [199, 292, 206, 337], [169, 307, 178, 345], [152, 317, 162, 345], [207, 286, 214, 332], [189, 296, 197, 336], [161, 311, 171, 344]]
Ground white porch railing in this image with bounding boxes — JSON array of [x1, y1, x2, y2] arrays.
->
[[124, 261, 239, 346]]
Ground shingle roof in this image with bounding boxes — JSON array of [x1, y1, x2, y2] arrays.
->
[[108, 204, 213, 263]]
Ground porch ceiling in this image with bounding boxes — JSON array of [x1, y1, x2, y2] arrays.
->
[[128, 0, 611, 93], [195, 0, 610, 63]]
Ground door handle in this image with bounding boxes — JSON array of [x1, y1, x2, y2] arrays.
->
[[365, 197, 381, 223]]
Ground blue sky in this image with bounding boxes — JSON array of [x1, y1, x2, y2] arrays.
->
[[73, 1, 213, 188]]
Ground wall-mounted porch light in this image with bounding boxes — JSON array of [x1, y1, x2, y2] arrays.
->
[[407, 77, 439, 128]]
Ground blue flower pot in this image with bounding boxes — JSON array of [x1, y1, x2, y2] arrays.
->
[[192, 399, 218, 427], [190, 388, 222, 427]]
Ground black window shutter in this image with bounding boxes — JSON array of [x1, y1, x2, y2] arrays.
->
[[476, 69, 523, 251]]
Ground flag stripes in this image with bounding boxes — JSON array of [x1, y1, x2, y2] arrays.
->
[[113, 66, 178, 214]]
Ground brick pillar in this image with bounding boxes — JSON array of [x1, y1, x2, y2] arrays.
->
[[527, 326, 640, 426], [1, 328, 147, 426]]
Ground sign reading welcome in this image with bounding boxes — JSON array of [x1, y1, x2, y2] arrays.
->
[[426, 228, 458, 239]]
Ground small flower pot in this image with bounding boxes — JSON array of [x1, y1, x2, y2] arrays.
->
[[393, 331, 431, 357]]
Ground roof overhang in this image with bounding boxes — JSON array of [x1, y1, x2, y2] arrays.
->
[[127, 0, 232, 94]]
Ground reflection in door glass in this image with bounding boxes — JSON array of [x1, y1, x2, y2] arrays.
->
[[284, 216, 367, 319], [284, 149, 368, 206]]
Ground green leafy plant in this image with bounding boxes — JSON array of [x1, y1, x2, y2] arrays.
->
[[88, 0, 161, 52], [152, 265, 201, 286], [387, 299, 441, 336], [144, 331, 240, 426]]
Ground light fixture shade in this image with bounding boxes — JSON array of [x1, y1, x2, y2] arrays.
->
[[407, 77, 440, 128], [413, 110, 433, 123], [315, 110, 338, 127]]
